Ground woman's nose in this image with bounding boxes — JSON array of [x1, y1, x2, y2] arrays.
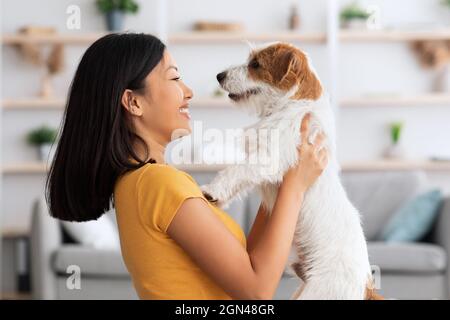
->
[[184, 84, 193, 100]]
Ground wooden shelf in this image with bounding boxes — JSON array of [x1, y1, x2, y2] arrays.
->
[[168, 31, 327, 44], [341, 160, 450, 172], [339, 29, 450, 42], [4, 93, 450, 111], [341, 93, 450, 107], [3, 29, 450, 46], [1, 227, 29, 239], [2, 162, 49, 174], [1, 32, 109, 45], [3, 160, 450, 174], [1, 292, 32, 300], [1, 97, 231, 110], [2, 98, 65, 109]]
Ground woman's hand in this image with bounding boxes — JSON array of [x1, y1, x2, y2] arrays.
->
[[281, 113, 329, 196]]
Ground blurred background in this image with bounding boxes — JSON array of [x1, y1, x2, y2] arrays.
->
[[1, 0, 450, 300]]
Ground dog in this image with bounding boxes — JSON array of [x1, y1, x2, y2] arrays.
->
[[201, 42, 382, 300]]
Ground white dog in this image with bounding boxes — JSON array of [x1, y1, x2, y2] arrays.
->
[[201, 42, 382, 300]]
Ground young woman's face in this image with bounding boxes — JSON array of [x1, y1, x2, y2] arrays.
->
[[136, 50, 193, 144]]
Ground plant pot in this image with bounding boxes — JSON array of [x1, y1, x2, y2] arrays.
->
[[383, 142, 406, 159], [434, 64, 450, 93], [40, 73, 54, 99], [38, 143, 55, 162], [106, 10, 124, 31], [342, 18, 368, 30]]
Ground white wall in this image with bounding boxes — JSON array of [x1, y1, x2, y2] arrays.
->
[[1, 0, 450, 231]]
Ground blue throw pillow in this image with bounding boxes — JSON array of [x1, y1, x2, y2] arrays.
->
[[380, 189, 443, 242]]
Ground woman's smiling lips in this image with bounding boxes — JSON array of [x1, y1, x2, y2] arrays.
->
[[179, 105, 191, 120]]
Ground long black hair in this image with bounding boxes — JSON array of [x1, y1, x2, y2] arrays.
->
[[46, 33, 165, 222]]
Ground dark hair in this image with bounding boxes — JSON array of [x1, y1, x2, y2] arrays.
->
[[46, 33, 166, 222]]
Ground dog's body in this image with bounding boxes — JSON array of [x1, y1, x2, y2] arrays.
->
[[201, 43, 380, 299]]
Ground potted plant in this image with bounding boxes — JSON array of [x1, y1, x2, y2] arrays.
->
[[27, 125, 58, 161], [96, 0, 140, 31], [340, 2, 371, 29], [384, 122, 406, 159]]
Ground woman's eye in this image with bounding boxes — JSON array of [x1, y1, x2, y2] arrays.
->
[[172, 77, 181, 81], [249, 59, 260, 69]]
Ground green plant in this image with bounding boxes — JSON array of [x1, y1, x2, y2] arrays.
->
[[96, 0, 139, 14], [27, 125, 58, 146], [390, 122, 403, 144], [442, 0, 450, 7], [340, 2, 370, 21]]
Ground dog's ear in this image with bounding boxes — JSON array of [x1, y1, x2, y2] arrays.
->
[[278, 48, 323, 100]]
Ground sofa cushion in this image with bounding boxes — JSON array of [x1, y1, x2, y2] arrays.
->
[[368, 242, 446, 273], [341, 171, 427, 240], [380, 189, 443, 242], [60, 211, 120, 250], [52, 245, 130, 278]]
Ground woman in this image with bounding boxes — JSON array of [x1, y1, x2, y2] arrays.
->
[[47, 33, 328, 299]]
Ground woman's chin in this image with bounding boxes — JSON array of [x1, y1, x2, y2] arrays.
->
[[170, 126, 191, 141]]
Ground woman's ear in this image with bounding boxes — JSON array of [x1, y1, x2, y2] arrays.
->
[[121, 89, 143, 116]]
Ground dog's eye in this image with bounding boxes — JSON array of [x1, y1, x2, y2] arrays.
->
[[249, 59, 260, 69]]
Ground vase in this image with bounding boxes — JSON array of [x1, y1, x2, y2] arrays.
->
[[40, 73, 54, 99], [434, 64, 450, 93], [383, 142, 406, 159], [342, 19, 368, 30], [106, 10, 124, 31], [38, 143, 55, 162]]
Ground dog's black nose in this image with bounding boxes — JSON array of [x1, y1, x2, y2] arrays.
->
[[216, 71, 227, 84]]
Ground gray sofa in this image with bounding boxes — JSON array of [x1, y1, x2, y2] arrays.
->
[[30, 170, 449, 299]]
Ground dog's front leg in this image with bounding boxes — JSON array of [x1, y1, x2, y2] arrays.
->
[[201, 163, 267, 208]]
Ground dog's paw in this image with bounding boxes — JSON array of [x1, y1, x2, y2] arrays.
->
[[200, 184, 219, 203], [200, 184, 226, 208]]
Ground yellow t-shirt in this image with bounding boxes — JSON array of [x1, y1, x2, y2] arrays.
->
[[113, 163, 247, 299]]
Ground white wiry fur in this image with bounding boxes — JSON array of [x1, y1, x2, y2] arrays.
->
[[201, 44, 374, 300]]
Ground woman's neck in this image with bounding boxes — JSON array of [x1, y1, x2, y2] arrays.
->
[[134, 134, 167, 165]]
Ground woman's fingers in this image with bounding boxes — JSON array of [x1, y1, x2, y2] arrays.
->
[[318, 147, 327, 159], [300, 113, 311, 136], [314, 132, 325, 146]]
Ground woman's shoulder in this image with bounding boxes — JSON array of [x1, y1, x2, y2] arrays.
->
[[137, 163, 199, 189]]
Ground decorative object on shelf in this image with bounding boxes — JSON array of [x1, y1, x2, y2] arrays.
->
[[193, 21, 244, 32], [340, 2, 371, 29], [365, 4, 382, 30], [26, 125, 58, 161], [412, 40, 450, 92], [41, 43, 64, 99], [14, 26, 65, 99], [15, 26, 55, 65], [384, 122, 406, 159], [288, 3, 301, 31], [96, 0, 139, 31]]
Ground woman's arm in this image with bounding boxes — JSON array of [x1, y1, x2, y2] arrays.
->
[[246, 203, 268, 254], [167, 114, 328, 299]]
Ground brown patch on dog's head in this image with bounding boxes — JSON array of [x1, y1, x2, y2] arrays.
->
[[247, 43, 322, 100], [365, 279, 384, 300]]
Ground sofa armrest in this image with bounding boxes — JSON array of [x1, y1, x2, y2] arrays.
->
[[433, 197, 450, 254], [30, 197, 62, 299], [432, 197, 450, 298]]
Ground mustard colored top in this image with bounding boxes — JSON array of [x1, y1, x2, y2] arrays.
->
[[113, 163, 247, 299]]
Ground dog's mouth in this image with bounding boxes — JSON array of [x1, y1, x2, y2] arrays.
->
[[228, 88, 261, 102]]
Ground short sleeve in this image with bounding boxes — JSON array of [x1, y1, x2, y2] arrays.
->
[[136, 165, 205, 233]]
